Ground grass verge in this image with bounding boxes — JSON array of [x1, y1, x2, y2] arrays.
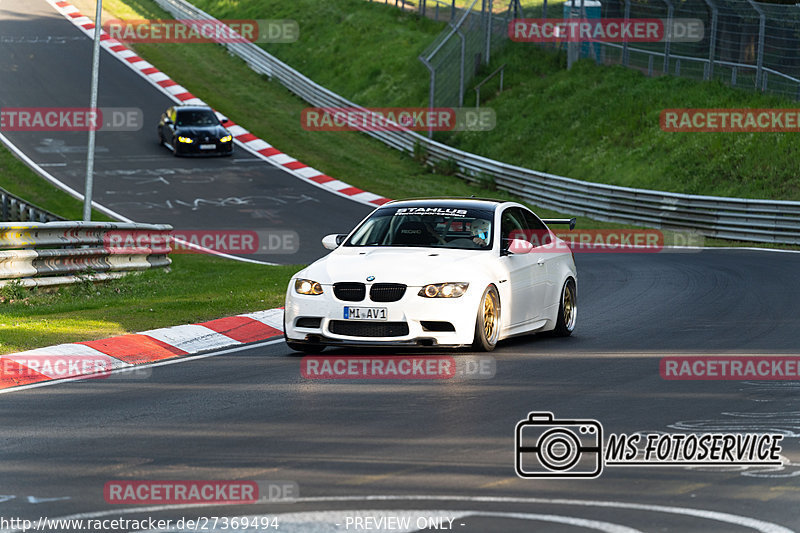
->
[[0, 254, 298, 354], [0, 142, 114, 221], [180, 0, 800, 201]]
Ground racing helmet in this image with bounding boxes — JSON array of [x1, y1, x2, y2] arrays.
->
[[471, 218, 491, 244]]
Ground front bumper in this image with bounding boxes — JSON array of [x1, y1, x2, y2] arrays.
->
[[284, 284, 480, 348], [174, 140, 233, 156]]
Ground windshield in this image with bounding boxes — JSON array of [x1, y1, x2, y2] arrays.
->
[[345, 206, 495, 249], [175, 109, 219, 127]]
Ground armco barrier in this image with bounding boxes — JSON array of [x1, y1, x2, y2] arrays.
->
[[0, 222, 172, 288], [1, 187, 63, 223], [154, 0, 800, 245]]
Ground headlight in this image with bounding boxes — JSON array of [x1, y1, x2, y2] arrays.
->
[[219, 134, 232, 143], [295, 278, 324, 295], [418, 282, 469, 298], [177, 136, 194, 144]]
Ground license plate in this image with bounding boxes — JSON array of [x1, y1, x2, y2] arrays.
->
[[343, 306, 387, 321], [199, 143, 216, 150]]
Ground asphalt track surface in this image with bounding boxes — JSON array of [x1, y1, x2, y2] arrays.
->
[[2, 1, 800, 532]]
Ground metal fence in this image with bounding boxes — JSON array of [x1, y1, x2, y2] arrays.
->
[[1, 187, 64, 223], [535, 0, 800, 98], [368, 0, 480, 23], [156, 0, 800, 244], [0, 222, 172, 288], [419, 0, 517, 111]]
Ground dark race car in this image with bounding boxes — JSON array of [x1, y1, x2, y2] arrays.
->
[[157, 105, 233, 156]]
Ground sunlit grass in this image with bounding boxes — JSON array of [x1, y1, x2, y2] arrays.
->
[[0, 254, 299, 354]]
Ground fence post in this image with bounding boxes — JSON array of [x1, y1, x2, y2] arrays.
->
[[746, 0, 765, 90], [622, 0, 630, 67], [703, 0, 717, 80], [456, 27, 466, 105], [484, 0, 492, 65], [420, 56, 436, 138], [1, 192, 7, 222], [662, 0, 673, 74]]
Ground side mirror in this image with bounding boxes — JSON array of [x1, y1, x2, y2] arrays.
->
[[502, 238, 532, 255], [163, 117, 172, 125], [220, 117, 229, 125], [322, 233, 346, 250]]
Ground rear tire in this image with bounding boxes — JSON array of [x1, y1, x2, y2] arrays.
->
[[552, 278, 577, 337], [472, 285, 500, 351]]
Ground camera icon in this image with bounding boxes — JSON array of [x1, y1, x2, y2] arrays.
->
[[515, 412, 603, 478]]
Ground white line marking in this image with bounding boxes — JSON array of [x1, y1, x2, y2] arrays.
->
[[292, 496, 796, 533]]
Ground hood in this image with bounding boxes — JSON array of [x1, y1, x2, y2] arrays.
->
[[175, 125, 227, 139], [302, 247, 495, 287]]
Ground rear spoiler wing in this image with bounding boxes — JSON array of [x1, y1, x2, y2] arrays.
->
[[542, 218, 577, 230]]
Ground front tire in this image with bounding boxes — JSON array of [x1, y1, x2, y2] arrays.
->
[[552, 278, 577, 337], [472, 285, 500, 351]]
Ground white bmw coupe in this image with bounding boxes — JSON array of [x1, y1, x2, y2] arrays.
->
[[284, 198, 577, 352]]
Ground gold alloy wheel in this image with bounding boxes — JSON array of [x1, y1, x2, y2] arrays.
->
[[483, 289, 499, 344], [563, 282, 576, 331]]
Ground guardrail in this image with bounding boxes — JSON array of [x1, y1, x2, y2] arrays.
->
[[1, 187, 64, 223], [0, 222, 172, 288], [155, 0, 800, 245]]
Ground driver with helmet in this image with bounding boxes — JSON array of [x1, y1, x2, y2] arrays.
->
[[471, 218, 491, 247]]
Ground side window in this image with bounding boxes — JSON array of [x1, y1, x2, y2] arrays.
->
[[500, 208, 526, 244], [521, 208, 550, 246]]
